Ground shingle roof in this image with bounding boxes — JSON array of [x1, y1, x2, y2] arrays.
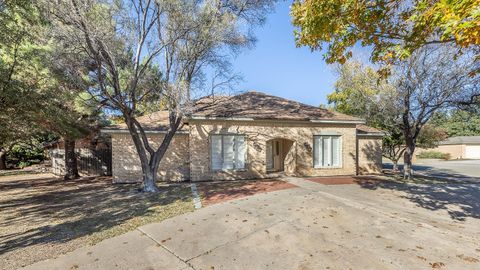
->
[[440, 136, 480, 145], [356, 124, 384, 135], [104, 91, 365, 132], [104, 111, 188, 132], [193, 91, 362, 121]]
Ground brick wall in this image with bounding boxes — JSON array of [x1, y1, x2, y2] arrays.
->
[[188, 120, 358, 181], [110, 133, 190, 183], [357, 136, 383, 174]]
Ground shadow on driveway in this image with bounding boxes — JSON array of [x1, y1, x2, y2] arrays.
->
[[383, 162, 480, 182], [356, 176, 480, 221]]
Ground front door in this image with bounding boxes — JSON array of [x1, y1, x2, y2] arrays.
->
[[273, 140, 283, 171], [267, 139, 283, 172]]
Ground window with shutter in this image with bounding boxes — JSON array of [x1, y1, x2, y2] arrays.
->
[[331, 136, 340, 167], [223, 135, 234, 169], [211, 135, 223, 170], [313, 135, 342, 168], [234, 136, 246, 169], [313, 136, 322, 167], [210, 134, 246, 171]]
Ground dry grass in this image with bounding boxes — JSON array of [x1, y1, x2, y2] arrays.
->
[[0, 173, 193, 270]]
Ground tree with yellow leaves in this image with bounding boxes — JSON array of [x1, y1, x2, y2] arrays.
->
[[291, 0, 479, 65]]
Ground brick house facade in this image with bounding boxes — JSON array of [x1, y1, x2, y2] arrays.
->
[[104, 92, 384, 183]]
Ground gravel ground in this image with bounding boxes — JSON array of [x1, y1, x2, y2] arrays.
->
[[0, 174, 194, 270]]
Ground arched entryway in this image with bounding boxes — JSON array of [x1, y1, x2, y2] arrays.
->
[[266, 138, 295, 174]]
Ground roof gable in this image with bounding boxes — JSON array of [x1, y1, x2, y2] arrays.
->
[[356, 124, 384, 135]]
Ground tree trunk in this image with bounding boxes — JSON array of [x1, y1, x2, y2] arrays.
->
[[392, 160, 399, 172], [64, 139, 79, 180], [0, 150, 6, 170], [126, 113, 182, 193], [142, 166, 159, 192], [139, 132, 176, 192], [403, 138, 415, 180]]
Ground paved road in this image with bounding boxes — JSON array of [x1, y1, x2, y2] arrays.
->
[[384, 159, 480, 182], [25, 177, 480, 270]]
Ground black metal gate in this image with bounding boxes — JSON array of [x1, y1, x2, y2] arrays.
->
[[50, 148, 112, 176]]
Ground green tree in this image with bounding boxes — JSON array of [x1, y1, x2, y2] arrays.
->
[[0, 0, 49, 169], [291, 0, 480, 66], [393, 46, 478, 179], [328, 53, 472, 176], [44, 0, 275, 192], [327, 60, 398, 127], [0, 0, 99, 177], [431, 110, 480, 136], [327, 60, 408, 170]]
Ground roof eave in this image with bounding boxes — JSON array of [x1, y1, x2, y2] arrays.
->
[[187, 116, 365, 124], [357, 132, 385, 137], [310, 119, 366, 124], [440, 142, 480, 145], [188, 115, 255, 121], [100, 129, 189, 134]]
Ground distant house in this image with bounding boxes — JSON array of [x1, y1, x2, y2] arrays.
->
[[423, 136, 480, 159], [102, 91, 384, 183]]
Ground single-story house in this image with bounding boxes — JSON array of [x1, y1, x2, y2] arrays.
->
[[102, 91, 384, 183], [417, 136, 480, 160]]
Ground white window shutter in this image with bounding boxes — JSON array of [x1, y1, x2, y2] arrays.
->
[[234, 136, 246, 169], [323, 137, 331, 166], [332, 136, 340, 166], [314, 136, 322, 167], [223, 135, 234, 170], [211, 135, 223, 170], [314, 135, 342, 168], [266, 140, 273, 170]]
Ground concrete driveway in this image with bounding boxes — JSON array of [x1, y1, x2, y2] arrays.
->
[[25, 177, 480, 270], [384, 159, 480, 182]]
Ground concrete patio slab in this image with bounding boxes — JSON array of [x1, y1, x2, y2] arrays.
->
[[23, 177, 480, 270], [188, 219, 402, 270], [139, 199, 283, 261], [23, 230, 189, 270]]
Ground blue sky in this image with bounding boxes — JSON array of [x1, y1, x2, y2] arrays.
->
[[230, 1, 335, 106]]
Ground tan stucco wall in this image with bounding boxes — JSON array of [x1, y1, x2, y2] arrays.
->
[[438, 145, 466, 159], [415, 145, 466, 160], [357, 136, 383, 174], [416, 144, 480, 160], [188, 120, 358, 181], [111, 133, 190, 183]]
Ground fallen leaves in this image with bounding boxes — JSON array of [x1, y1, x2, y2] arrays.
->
[[457, 254, 479, 263], [429, 262, 445, 268]]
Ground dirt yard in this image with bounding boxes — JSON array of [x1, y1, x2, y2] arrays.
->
[[0, 173, 194, 270]]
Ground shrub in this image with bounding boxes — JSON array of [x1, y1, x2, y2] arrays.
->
[[417, 151, 451, 160], [7, 144, 45, 168], [18, 161, 31, 169]]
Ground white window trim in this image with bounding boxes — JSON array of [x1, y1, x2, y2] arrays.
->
[[210, 134, 247, 172], [313, 135, 343, 169]]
